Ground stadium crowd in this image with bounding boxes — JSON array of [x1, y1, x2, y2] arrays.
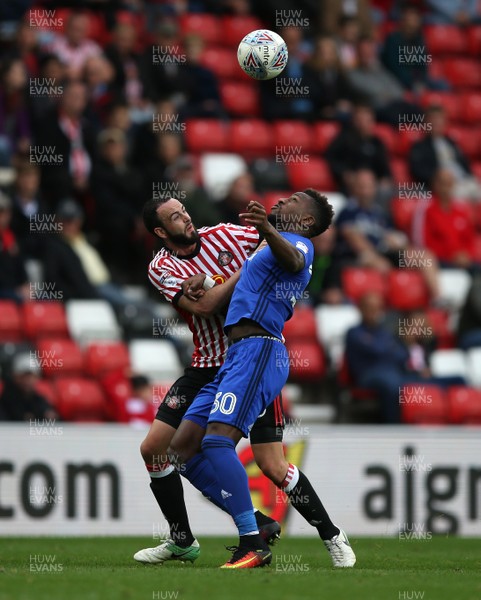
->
[[1, 0, 481, 424]]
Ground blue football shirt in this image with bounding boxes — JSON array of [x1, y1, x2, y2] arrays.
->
[[224, 232, 314, 338]]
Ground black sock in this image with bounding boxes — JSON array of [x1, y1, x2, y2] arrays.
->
[[239, 533, 268, 550], [286, 470, 340, 541], [149, 471, 195, 547], [254, 509, 275, 527]]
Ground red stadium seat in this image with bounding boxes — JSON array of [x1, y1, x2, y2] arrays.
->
[[426, 308, 455, 349], [390, 158, 413, 184], [443, 59, 481, 89], [220, 16, 264, 47], [84, 341, 130, 378], [471, 161, 481, 182], [400, 384, 447, 424], [220, 81, 260, 117], [374, 123, 397, 155], [285, 339, 326, 382], [36, 338, 84, 378], [386, 270, 429, 310], [425, 25, 467, 55], [34, 378, 58, 408], [262, 190, 292, 212], [467, 26, 481, 56], [22, 302, 69, 340], [272, 121, 313, 154], [473, 234, 481, 263], [283, 304, 318, 342], [179, 13, 221, 45], [398, 128, 426, 156], [420, 91, 460, 122], [55, 377, 107, 422], [286, 158, 336, 191], [447, 386, 481, 424], [230, 119, 273, 156], [447, 126, 480, 159], [342, 268, 386, 303], [0, 301, 22, 342], [310, 122, 340, 153], [338, 354, 376, 402], [459, 93, 481, 125], [390, 198, 419, 234], [185, 119, 228, 153], [200, 46, 245, 80]]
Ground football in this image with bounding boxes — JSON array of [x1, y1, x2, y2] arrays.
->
[[237, 29, 288, 80]]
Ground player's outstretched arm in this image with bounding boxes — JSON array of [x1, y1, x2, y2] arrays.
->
[[176, 270, 241, 318], [239, 201, 304, 273]]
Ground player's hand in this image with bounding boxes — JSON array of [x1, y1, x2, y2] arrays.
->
[[239, 201, 271, 234], [182, 274, 206, 301]]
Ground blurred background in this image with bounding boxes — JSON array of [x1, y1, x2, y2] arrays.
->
[[1, 0, 481, 428]]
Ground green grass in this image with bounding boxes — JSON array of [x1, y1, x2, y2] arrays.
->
[[1, 537, 480, 600]]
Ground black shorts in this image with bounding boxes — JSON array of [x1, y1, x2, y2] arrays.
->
[[155, 366, 284, 444]]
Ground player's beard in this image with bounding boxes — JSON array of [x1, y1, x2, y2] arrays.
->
[[167, 228, 200, 246]]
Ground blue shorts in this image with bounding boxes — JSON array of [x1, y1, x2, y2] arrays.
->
[[183, 336, 289, 437]]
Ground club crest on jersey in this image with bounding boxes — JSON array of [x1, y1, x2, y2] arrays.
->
[[164, 395, 181, 410], [218, 250, 233, 266]]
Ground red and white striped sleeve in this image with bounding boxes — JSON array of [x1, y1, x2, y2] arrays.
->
[[148, 255, 185, 303], [221, 224, 260, 255]]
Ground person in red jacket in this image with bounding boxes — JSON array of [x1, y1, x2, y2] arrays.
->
[[413, 168, 479, 270]]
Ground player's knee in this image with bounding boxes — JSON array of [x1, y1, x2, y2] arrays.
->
[[140, 437, 167, 465], [258, 457, 289, 487]]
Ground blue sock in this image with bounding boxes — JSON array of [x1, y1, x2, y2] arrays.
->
[[183, 454, 228, 513], [201, 434, 258, 536]]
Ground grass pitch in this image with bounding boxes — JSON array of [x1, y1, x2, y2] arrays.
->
[[1, 536, 480, 600]]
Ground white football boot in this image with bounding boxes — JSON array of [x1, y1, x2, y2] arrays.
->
[[133, 538, 200, 564], [324, 528, 356, 567]]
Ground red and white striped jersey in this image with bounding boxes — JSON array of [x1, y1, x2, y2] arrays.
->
[[148, 223, 260, 367]]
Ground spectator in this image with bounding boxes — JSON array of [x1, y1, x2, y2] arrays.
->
[[259, 26, 313, 120], [105, 101, 136, 162], [0, 58, 31, 166], [335, 15, 361, 69], [218, 173, 260, 225], [412, 168, 479, 270], [408, 105, 481, 201], [457, 274, 481, 350], [0, 353, 58, 422], [164, 156, 222, 227], [301, 36, 358, 120], [320, 0, 373, 36], [43, 199, 124, 305], [178, 34, 223, 119], [44, 11, 103, 80], [345, 291, 464, 423], [307, 224, 344, 305], [325, 104, 392, 194], [82, 55, 116, 124], [425, 0, 481, 25], [381, 4, 446, 92], [104, 21, 149, 112], [6, 18, 43, 77], [35, 80, 95, 205], [142, 131, 185, 186], [347, 36, 423, 124], [121, 375, 157, 427], [90, 127, 144, 279], [10, 162, 48, 257], [0, 191, 29, 303], [142, 20, 186, 102], [335, 169, 440, 299], [29, 54, 67, 128]]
